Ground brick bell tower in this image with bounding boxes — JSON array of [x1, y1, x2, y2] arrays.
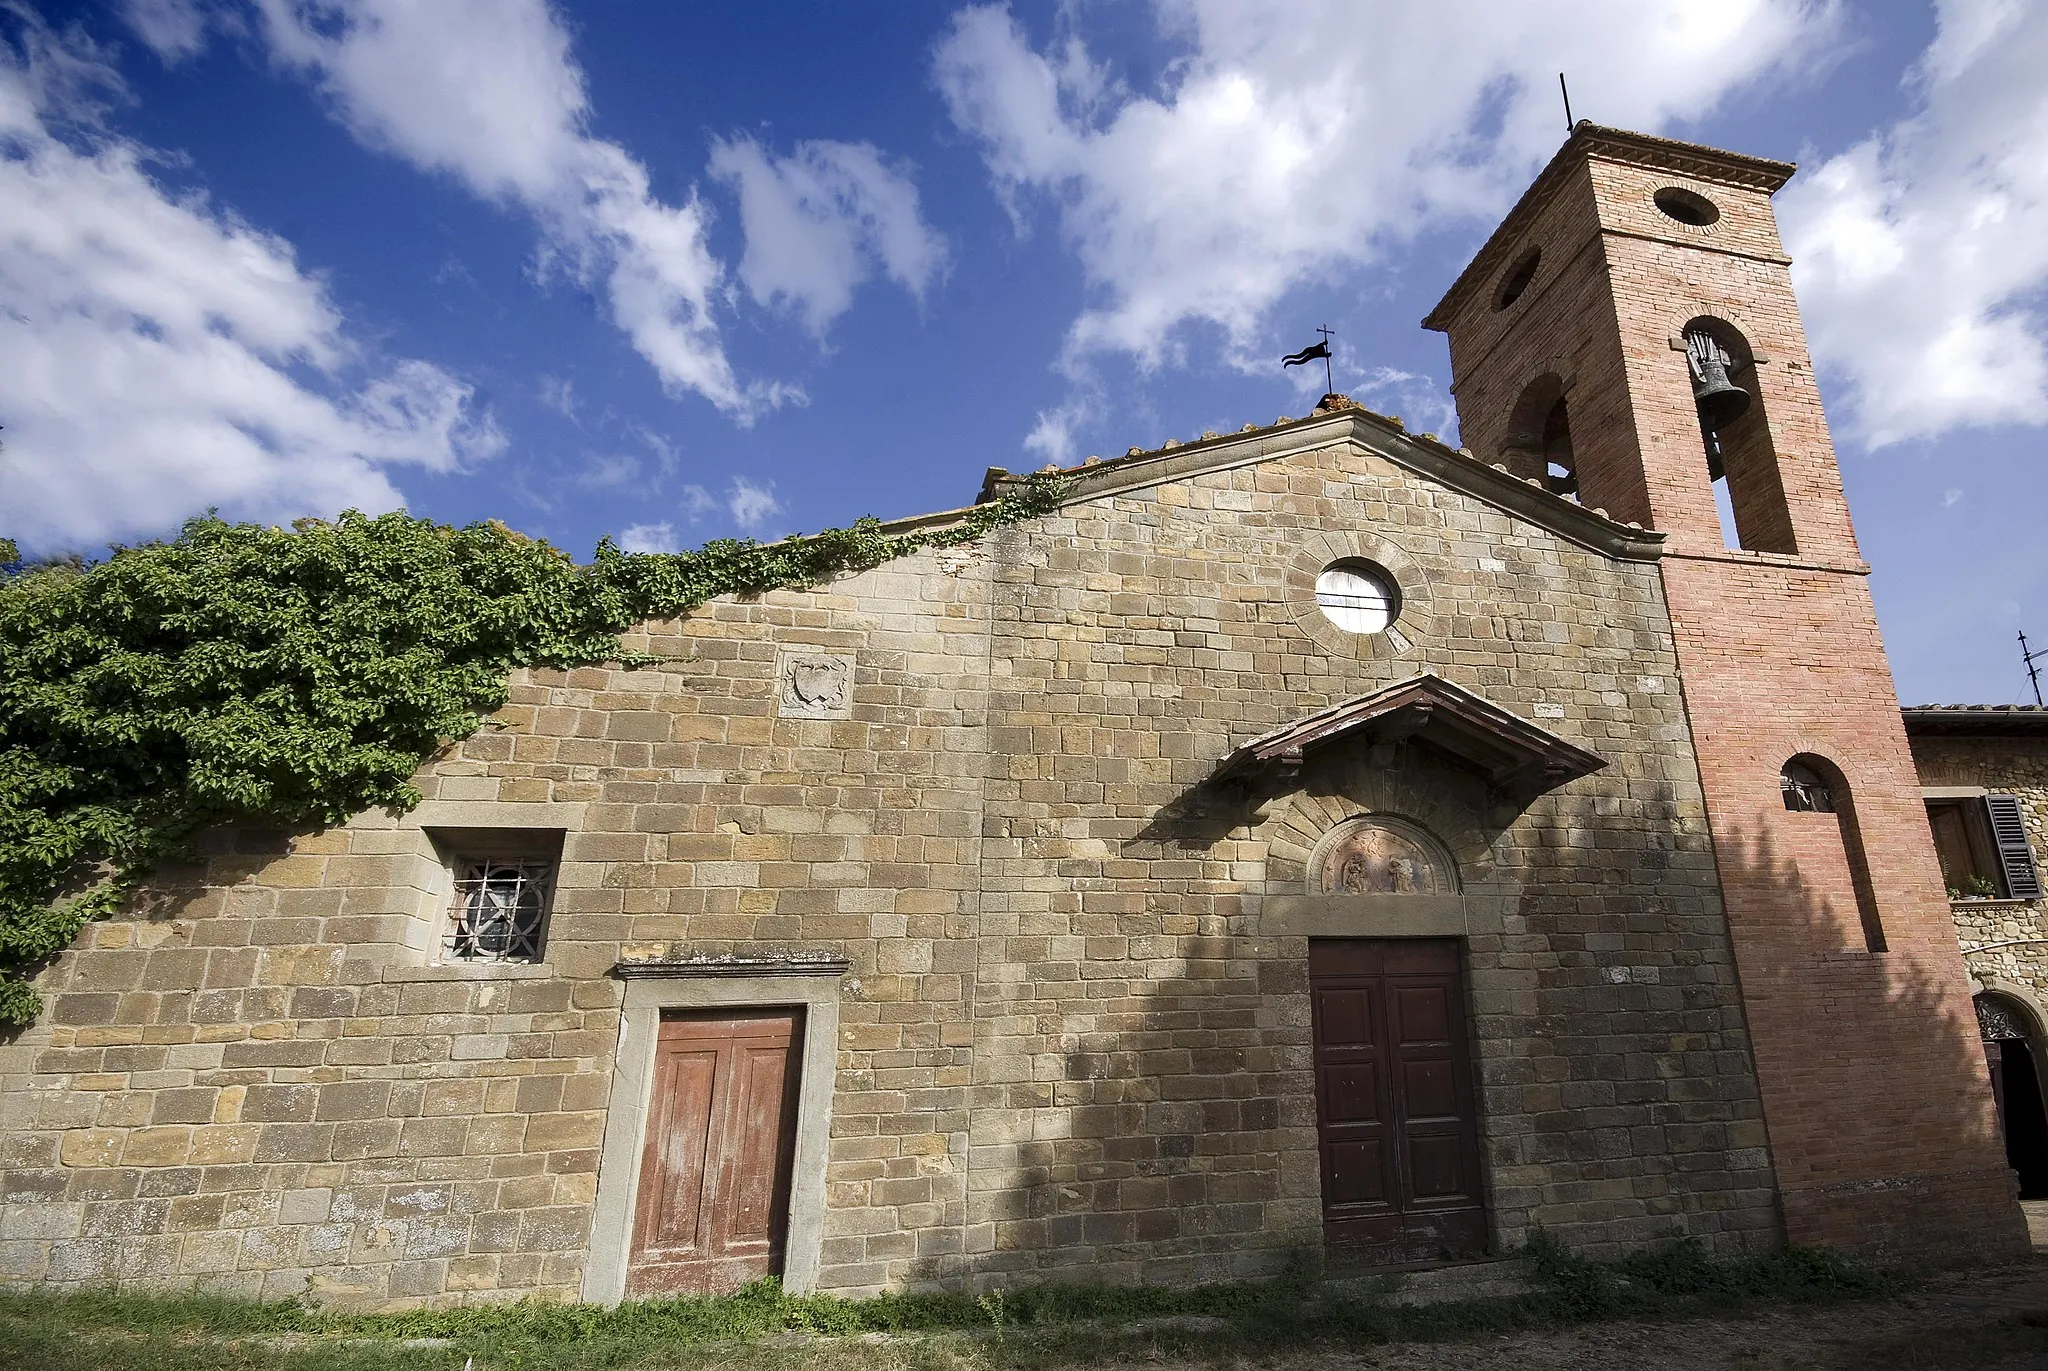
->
[[1425, 125, 2027, 1259]]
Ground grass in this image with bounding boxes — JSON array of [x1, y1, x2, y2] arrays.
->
[[0, 1237, 1926, 1371]]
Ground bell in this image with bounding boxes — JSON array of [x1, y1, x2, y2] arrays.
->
[[1691, 355, 1751, 431]]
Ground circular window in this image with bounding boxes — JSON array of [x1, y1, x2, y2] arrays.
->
[[1494, 247, 1540, 310], [1314, 561, 1398, 635], [1654, 186, 1720, 227]]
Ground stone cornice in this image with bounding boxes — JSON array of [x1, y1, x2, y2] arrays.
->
[[611, 955, 852, 980]]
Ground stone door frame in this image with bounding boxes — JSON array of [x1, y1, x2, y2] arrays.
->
[[584, 962, 846, 1303]]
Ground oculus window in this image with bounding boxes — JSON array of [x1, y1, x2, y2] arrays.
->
[[1314, 561, 1398, 636], [1654, 186, 1720, 226]]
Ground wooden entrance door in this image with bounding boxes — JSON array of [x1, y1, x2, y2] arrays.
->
[[627, 1008, 803, 1295], [1309, 938, 1486, 1264]]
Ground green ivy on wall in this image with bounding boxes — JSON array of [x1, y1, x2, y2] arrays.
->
[[0, 477, 1066, 1025]]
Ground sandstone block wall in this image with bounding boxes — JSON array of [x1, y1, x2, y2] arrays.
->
[[0, 543, 998, 1305], [0, 419, 1782, 1304], [968, 437, 1779, 1280]]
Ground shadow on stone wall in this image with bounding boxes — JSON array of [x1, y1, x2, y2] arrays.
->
[[965, 761, 2026, 1288], [953, 762, 1760, 1289]]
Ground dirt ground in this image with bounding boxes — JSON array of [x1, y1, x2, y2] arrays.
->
[[1203, 1256, 2048, 1371]]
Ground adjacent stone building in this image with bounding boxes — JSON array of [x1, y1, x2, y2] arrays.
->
[[0, 124, 2030, 1306], [1903, 706, 2048, 1199]]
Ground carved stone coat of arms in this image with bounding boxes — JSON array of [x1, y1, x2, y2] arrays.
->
[[776, 652, 853, 719]]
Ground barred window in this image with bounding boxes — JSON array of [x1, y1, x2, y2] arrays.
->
[[445, 858, 554, 963]]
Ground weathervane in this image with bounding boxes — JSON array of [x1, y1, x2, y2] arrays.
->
[[1282, 326, 1336, 394]]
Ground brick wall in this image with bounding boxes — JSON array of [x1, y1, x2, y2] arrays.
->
[[1430, 129, 2025, 1261]]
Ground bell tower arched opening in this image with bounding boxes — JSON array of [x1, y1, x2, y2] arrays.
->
[[1500, 373, 1578, 500], [1683, 318, 1796, 555]]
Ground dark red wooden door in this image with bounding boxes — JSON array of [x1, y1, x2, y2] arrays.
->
[[1310, 939, 1486, 1264], [627, 1008, 803, 1295]]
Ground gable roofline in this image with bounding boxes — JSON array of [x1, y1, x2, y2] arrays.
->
[[969, 397, 1667, 562], [1421, 123, 1798, 333], [1214, 671, 1608, 797]]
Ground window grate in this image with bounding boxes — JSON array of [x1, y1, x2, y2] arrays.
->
[[445, 858, 553, 963]]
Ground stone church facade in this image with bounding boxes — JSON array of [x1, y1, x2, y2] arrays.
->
[[0, 126, 2029, 1306]]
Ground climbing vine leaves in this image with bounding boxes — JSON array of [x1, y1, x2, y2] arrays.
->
[[0, 478, 1066, 1024]]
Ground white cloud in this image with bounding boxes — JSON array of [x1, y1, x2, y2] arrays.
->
[[252, 0, 795, 420], [708, 135, 947, 337], [1023, 398, 1091, 467], [119, 0, 212, 63], [727, 476, 779, 533], [1778, 0, 2048, 446], [615, 481, 754, 551], [935, 1, 1838, 370], [617, 521, 679, 554], [679, 483, 716, 520], [536, 373, 578, 422], [1346, 365, 1461, 443], [574, 452, 639, 489], [0, 14, 500, 554]]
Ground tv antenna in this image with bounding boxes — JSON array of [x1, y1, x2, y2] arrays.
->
[[1559, 73, 1574, 132], [2023, 629, 2046, 707]]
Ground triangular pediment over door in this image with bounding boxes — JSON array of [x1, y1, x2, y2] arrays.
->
[[1213, 673, 1606, 800]]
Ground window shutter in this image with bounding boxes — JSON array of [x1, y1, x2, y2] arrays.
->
[[1985, 794, 2043, 900]]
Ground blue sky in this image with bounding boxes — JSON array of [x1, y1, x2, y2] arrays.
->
[[2, 1, 2045, 707]]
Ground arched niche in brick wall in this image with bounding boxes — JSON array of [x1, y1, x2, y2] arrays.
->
[[1779, 752, 1886, 952]]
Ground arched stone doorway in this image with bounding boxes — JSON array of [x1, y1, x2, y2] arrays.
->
[[1977, 993, 2048, 1199]]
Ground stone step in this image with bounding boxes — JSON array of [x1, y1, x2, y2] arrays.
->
[[1323, 1258, 1537, 1307]]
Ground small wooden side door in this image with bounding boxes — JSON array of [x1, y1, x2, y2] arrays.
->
[[1310, 939, 1486, 1265], [627, 1008, 803, 1295]]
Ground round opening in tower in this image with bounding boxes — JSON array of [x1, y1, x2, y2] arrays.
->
[[1493, 247, 1541, 311], [1314, 561, 1398, 635], [1654, 186, 1720, 226]]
